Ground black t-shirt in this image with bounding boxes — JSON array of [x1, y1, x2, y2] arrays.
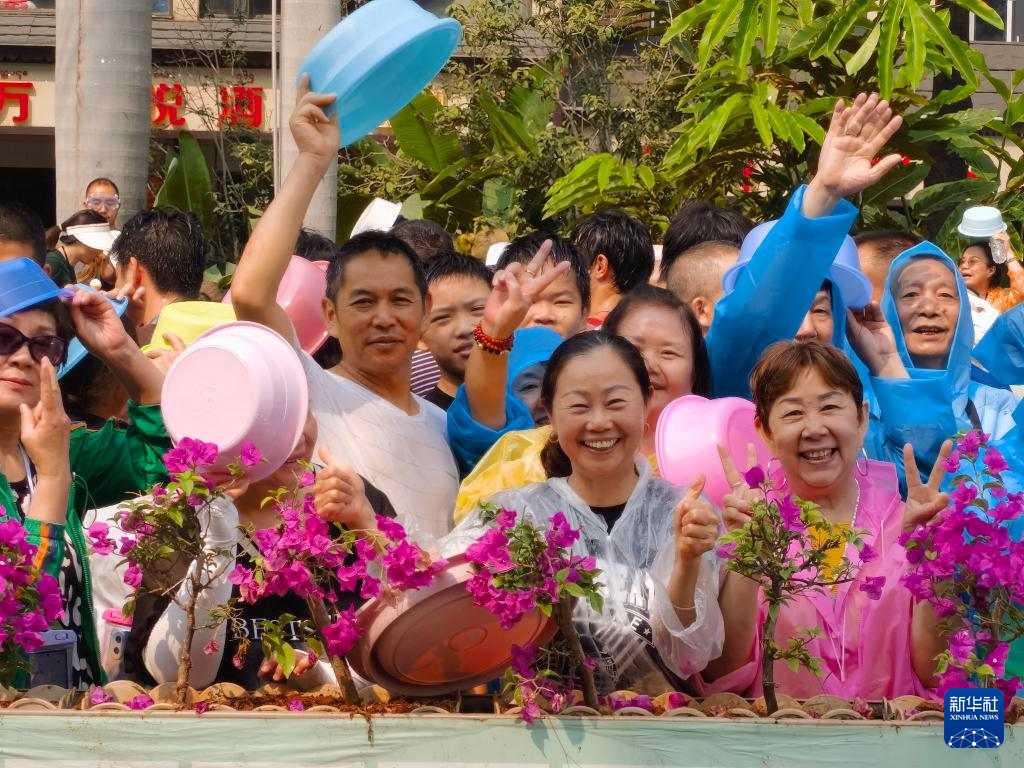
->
[[423, 386, 455, 411], [125, 478, 396, 688], [590, 502, 627, 531]]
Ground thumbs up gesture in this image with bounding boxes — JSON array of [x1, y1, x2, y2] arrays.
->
[[313, 445, 376, 531], [674, 475, 720, 563]]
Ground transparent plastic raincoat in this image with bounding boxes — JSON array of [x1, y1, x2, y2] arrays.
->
[[444, 460, 724, 693]]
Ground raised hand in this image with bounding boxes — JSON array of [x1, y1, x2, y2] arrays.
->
[[846, 302, 908, 379], [290, 75, 340, 168], [902, 440, 953, 534], [313, 445, 375, 530], [816, 93, 904, 197], [66, 286, 132, 360], [674, 475, 719, 562], [717, 443, 762, 532], [481, 239, 570, 339], [19, 358, 71, 481]]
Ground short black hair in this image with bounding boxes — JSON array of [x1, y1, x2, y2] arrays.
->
[[424, 250, 492, 288], [661, 201, 753, 282], [390, 218, 455, 264], [327, 230, 427, 302], [571, 210, 654, 293], [86, 177, 120, 196], [295, 227, 336, 261], [497, 232, 591, 310], [111, 207, 206, 298], [0, 200, 46, 266], [853, 230, 918, 264]]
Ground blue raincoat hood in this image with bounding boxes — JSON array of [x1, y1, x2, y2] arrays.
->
[[880, 241, 973, 401], [507, 326, 562, 390]]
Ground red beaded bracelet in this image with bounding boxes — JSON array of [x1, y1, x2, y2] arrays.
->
[[474, 322, 514, 354]]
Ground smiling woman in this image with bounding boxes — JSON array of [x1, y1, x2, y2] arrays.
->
[[703, 340, 951, 701], [0, 257, 170, 689], [448, 331, 725, 694]]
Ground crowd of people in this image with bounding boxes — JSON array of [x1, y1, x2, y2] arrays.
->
[[1, 86, 1023, 701]]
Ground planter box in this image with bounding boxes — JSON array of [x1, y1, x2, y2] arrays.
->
[[0, 711, 1020, 766]]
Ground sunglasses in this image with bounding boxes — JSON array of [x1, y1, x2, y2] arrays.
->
[[85, 195, 121, 210], [0, 323, 68, 367]]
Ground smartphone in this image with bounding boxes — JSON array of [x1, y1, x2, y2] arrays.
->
[[27, 630, 75, 688]]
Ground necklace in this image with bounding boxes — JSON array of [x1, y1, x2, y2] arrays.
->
[[848, 484, 861, 529]]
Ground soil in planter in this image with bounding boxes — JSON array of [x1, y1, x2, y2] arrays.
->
[[202, 692, 445, 714]]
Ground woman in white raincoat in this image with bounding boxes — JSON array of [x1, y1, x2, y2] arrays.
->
[[447, 332, 724, 694]]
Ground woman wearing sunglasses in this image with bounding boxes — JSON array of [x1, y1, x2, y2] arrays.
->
[[0, 257, 170, 688]]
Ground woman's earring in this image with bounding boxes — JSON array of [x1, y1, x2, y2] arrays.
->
[[548, 430, 559, 443], [857, 448, 870, 477]]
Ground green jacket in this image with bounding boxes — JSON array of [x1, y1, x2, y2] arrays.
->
[[0, 402, 170, 685]]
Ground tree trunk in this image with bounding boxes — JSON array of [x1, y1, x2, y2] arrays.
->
[[174, 569, 203, 707], [55, 0, 152, 224], [556, 598, 599, 710], [761, 598, 780, 715], [281, 0, 340, 238], [306, 596, 359, 704]]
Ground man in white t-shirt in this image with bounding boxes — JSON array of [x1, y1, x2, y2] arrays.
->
[[229, 81, 458, 539]]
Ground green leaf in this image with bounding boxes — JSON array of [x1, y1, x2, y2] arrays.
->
[[750, 96, 774, 149], [598, 155, 615, 193], [877, 0, 903, 98], [861, 162, 930, 207], [790, 111, 825, 145], [761, 0, 779, 57], [154, 131, 215, 238], [810, 1, 867, 60], [508, 85, 555, 135], [637, 165, 656, 191], [482, 178, 515, 219], [917, 4, 980, 90], [731, 0, 759, 75], [701, 92, 747, 154], [563, 582, 587, 598], [797, 0, 813, 26], [952, 0, 1005, 29], [478, 90, 537, 155], [662, 0, 717, 44], [389, 92, 463, 174], [845, 24, 880, 76], [698, 1, 744, 69]]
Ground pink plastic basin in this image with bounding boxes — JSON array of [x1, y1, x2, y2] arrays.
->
[[224, 255, 329, 354], [160, 322, 309, 483], [655, 395, 771, 506]]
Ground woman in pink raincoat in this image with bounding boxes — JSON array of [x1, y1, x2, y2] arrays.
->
[[703, 340, 950, 701]]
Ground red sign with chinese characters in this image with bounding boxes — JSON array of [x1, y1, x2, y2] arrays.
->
[[151, 82, 186, 127], [218, 85, 264, 128], [0, 81, 33, 123], [0, 79, 268, 130]]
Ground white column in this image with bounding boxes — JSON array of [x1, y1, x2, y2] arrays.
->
[[280, 0, 340, 239], [54, 0, 152, 225]]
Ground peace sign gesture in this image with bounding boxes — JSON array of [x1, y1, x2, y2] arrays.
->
[[674, 475, 719, 562], [902, 440, 953, 534], [717, 443, 763, 532], [19, 357, 71, 482], [481, 239, 570, 339]]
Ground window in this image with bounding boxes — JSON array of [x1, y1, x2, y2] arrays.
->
[[1, 0, 171, 12], [970, 0, 1024, 42], [200, 0, 271, 17]]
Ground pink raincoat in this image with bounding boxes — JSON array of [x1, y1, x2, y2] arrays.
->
[[702, 460, 938, 701]]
